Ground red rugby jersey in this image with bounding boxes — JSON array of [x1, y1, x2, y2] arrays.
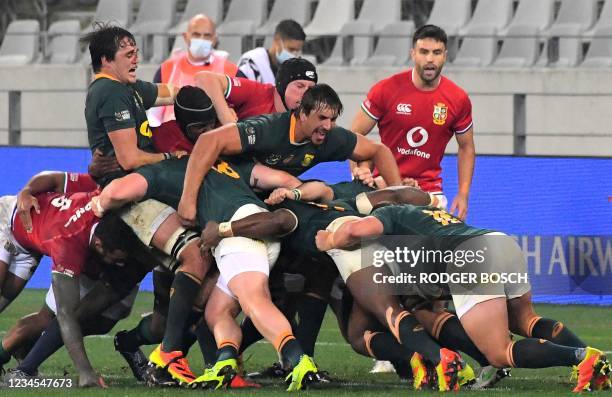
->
[[362, 70, 472, 192]]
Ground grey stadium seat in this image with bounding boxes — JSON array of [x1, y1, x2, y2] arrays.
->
[[82, 0, 133, 33], [426, 0, 471, 36], [452, 24, 498, 67], [581, 26, 612, 67], [47, 19, 81, 64], [256, 0, 312, 40], [304, 0, 354, 37], [0, 19, 40, 65], [130, 0, 176, 63], [361, 21, 414, 67], [217, 0, 267, 63], [493, 25, 540, 67], [544, 0, 598, 67], [584, 0, 612, 37], [170, 0, 224, 53], [500, 0, 555, 35], [324, 0, 401, 66], [459, 0, 513, 36]]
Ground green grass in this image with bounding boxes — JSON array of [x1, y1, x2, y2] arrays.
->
[[0, 289, 610, 396]]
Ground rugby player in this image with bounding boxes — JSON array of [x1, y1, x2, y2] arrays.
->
[[316, 204, 611, 392], [195, 57, 317, 124], [178, 83, 403, 226], [200, 188, 468, 391]]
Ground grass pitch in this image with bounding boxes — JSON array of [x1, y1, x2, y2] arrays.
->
[[0, 289, 610, 396]]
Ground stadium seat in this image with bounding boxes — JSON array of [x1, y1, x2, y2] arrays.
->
[[584, 0, 612, 37], [130, 0, 177, 63], [255, 0, 312, 40], [544, 0, 598, 67], [452, 24, 498, 67], [324, 0, 401, 66], [170, 0, 224, 53], [361, 21, 414, 67], [499, 0, 555, 35], [47, 19, 80, 64], [304, 0, 354, 37], [458, 0, 513, 36], [0, 19, 40, 65], [493, 25, 540, 67], [581, 26, 612, 67], [82, 0, 133, 33], [426, 0, 471, 36], [217, 0, 267, 63]]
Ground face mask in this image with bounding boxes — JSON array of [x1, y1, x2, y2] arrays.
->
[[189, 38, 213, 60], [276, 42, 298, 64]]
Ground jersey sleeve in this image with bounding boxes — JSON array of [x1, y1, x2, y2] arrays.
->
[[370, 207, 395, 234], [97, 87, 137, 133], [63, 173, 98, 194], [321, 127, 358, 161], [236, 115, 273, 153], [134, 80, 159, 109], [225, 75, 260, 105], [452, 94, 473, 134], [361, 79, 387, 121]]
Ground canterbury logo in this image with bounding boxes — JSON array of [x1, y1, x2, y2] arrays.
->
[[396, 103, 412, 114]]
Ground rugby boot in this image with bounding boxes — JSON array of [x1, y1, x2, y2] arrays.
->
[[193, 358, 238, 389], [148, 344, 196, 386], [285, 355, 318, 391], [573, 347, 610, 392]]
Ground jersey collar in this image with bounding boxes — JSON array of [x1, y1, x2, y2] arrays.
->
[[288, 113, 309, 146], [94, 73, 120, 82]]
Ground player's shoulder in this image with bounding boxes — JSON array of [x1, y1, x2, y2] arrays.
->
[[87, 77, 131, 102], [372, 70, 411, 90], [439, 75, 470, 99]]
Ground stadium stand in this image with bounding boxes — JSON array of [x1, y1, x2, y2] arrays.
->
[[545, 0, 598, 66], [130, 0, 176, 63], [169, 0, 224, 53], [304, 0, 354, 37], [216, 0, 267, 63], [256, 0, 313, 47], [324, 0, 402, 66], [0, 0, 611, 155], [81, 0, 133, 33], [46, 19, 80, 64], [0, 19, 40, 65]]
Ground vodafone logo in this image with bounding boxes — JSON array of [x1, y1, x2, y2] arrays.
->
[[396, 103, 412, 115], [406, 126, 429, 147]]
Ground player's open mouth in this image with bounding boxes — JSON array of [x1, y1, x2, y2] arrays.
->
[[129, 67, 137, 75], [423, 65, 437, 77]]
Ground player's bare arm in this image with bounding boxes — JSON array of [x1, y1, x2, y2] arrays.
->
[[179, 124, 242, 226], [52, 273, 106, 388], [315, 216, 384, 251], [264, 181, 334, 205], [93, 173, 149, 216], [348, 108, 378, 175], [350, 135, 402, 187], [200, 209, 297, 253], [450, 127, 475, 220], [250, 164, 302, 191], [16, 171, 66, 232], [153, 83, 179, 106], [107, 128, 168, 170], [194, 71, 237, 125]]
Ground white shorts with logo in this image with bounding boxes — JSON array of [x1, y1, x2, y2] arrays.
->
[[0, 196, 41, 280], [451, 232, 532, 319], [45, 275, 139, 321], [324, 215, 367, 281], [213, 204, 281, 299]]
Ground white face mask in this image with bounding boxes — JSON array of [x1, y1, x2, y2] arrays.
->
[[276, 43, 298, 64], [189, 38, 213, 60]]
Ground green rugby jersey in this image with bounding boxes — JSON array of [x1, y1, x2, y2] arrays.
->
[[371, 204, 492, 250], [135, 157, 264, 227], [236, 112, 358, 176], [86, 75, 158, 185], [275, 199, 359, 256]]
